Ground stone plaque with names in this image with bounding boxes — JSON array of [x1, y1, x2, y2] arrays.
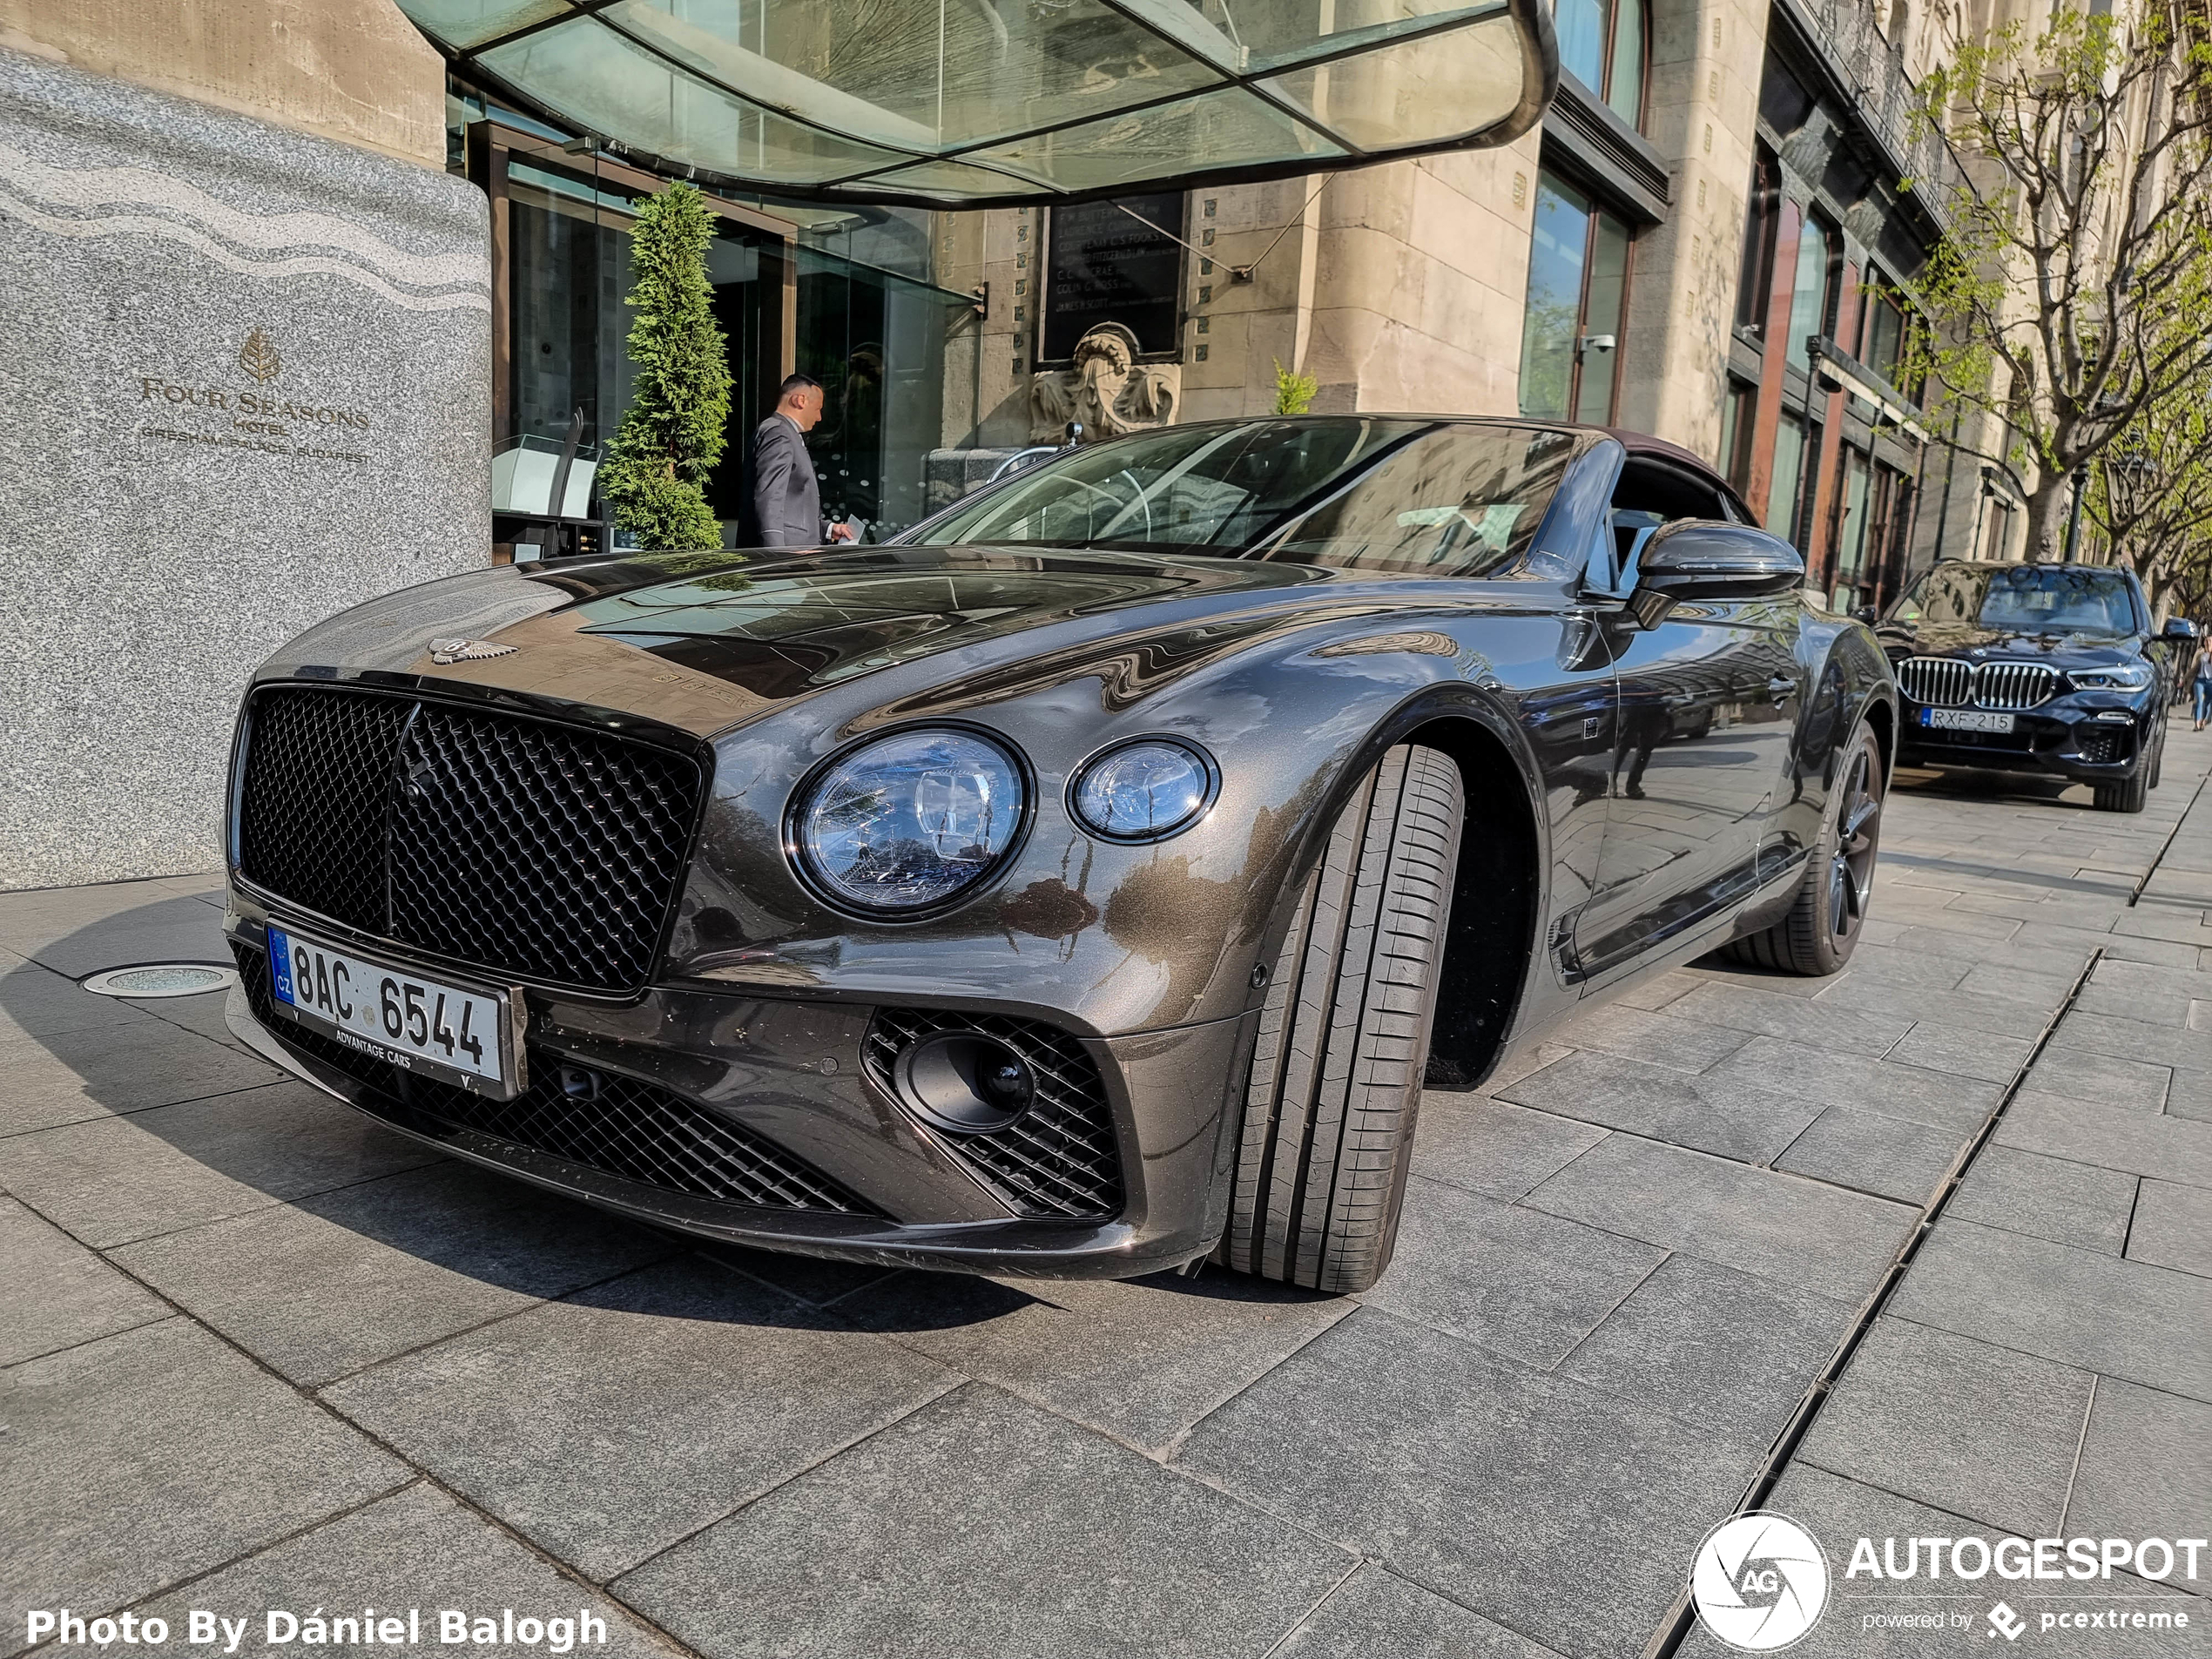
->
[[1041, 193, 1184, 362]]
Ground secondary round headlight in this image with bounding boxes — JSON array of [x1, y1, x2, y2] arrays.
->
[[795, 729, 1025, 912], [1071, 739, 1215, 841]]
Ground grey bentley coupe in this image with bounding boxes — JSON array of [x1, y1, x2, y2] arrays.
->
[[222, 415, 1894, 1291]]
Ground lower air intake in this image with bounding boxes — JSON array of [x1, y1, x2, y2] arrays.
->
[[863, 1008, 1124, 1220]]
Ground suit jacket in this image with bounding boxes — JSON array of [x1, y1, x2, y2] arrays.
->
[[751, 414, 823, 549]]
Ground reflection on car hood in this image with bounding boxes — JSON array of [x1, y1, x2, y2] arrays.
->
[[1877, 622, 2140, 667], [260, 543, 1451, 739], [563, 544, 1329, 702]]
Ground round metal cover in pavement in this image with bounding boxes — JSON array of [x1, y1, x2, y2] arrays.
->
[[80, 963, 239, 999]]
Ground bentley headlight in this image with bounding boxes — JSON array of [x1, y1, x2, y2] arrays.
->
[[795, 730, 1025, 912], [2070, 663, 2152, 691], [1071, 739, 1215, 841]]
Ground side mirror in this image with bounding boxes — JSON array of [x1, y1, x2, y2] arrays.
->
[[2161, 617, 2197, 641], [1633, 522, 1805, 611], [1852, 604, 1878, 624]]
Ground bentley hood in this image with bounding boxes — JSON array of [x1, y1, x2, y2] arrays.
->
[[259, 544, 1400, 738]]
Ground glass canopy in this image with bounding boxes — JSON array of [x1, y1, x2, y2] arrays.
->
[[401, 0, 1558, 206]]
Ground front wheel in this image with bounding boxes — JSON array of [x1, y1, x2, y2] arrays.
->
[[1217, 744, 1463, 1294], [2094, 768, 2149, 813], [1723, 721, 1885, 976]]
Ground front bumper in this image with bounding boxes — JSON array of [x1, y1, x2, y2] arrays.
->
[[222, 899, 1251, 1280], [1895, 694, 2153, 782]]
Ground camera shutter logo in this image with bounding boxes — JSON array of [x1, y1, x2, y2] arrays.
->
[[239, 328, 282, 382], [1689, 1511, 1831, 1651]]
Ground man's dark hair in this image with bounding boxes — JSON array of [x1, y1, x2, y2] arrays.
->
[[779, 372, 822, 399]]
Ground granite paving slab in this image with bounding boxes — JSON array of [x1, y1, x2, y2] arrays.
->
[[615, 1384, 1352, 1659], [838, 1264, 1347, 1454], [0, 1319, 406, 1653], [1272, 1564, 1568, 1659], [109, 1162, 678, 1385], [2061, 1378, 2212, 1546], [2024, 1044, 2174, 1112], [134, 1484, 676, 1659], [1997, 1089, 2212, 1188], [1885, 1220, 2212, 1401], [322, 1257, 961, 1580], [1352, 1175, 1663, 1368], [1797, 1316, 2094, 1537], [1411, 1093, 1608, 1202], [1525, 1133, 1917, 1303], [1554, 1254, 1852, 1445], [1173, 1307, 1764, 1659], [0, 1082, 442, 1248], [1534, 1001, 1752, 1073], [0, 1196, 169, 1366], [0, 1020, 276, 1136], [1775, 1103, 1965, 1204], [1945, 1144, 2140, 1255], [1880, 1021, 2034, 1085], [1664, 981, 1915, 1055], [2124, 1179, 2212, 1277], [1698, 1034, 2005, 1134], [0, 958, 158, 1043], [1500, 1047, 1822, 1163]]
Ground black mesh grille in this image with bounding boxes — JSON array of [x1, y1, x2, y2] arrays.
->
[[236, 685, 704, 994], [237, 690, 407, 932], [2074, 727, 2130, 765], [863, 1008, 1123, 1219], [234, 941, 875, 1216]]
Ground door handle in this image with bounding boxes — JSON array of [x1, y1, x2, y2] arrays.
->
[[1767, 676, 1797, 703]]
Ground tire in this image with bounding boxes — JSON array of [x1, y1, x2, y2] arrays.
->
[[1723, 721, 1885, 976], [1217, 744, 1464, 1293], [2148, 725, 2165, 792], [2094, 768, 2149, 813]]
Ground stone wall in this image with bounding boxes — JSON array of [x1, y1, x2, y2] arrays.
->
[[0, 49, 490, 889]]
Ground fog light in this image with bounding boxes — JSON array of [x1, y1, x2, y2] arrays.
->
[[895, 1034, 1035, 1134]]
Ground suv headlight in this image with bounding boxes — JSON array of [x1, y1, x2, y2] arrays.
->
[[793, 729, 1025, 912], [2069, 663, 2152, 691]]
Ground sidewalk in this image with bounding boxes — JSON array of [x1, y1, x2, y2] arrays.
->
[[3, 732, 2208, 1659]]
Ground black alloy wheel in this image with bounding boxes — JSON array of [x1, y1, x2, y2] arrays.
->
[[1826, 742, 1882, 948], [1723, 720, 1885, 975]]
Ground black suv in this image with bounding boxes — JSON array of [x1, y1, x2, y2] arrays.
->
[[1878, 560, 2192, 813]]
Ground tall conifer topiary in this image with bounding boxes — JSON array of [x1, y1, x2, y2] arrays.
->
[[600, 182, 731, 550]]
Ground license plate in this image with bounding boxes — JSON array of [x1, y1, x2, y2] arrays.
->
[[1921, 708, 2015, 733], [266, 925, 518, 1096]]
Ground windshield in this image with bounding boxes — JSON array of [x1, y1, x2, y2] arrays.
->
[[1894, 563, 2141, 636], [907, 420, 1585, 578]]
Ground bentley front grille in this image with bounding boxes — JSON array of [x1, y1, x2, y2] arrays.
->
[[233, 941, 878, 1215], [236, 685, 705, 995], [1896, 658, 2059, 712], [863, 1008, 1125, 1220]]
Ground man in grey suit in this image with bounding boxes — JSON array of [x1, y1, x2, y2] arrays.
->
[[751, 373, 855, 549]]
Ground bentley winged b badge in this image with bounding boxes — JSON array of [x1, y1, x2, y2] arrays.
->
[[428, 637, 519, 664]]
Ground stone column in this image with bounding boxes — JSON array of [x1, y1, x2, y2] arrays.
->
[[0, 48, 490, 888], [1615, 0, 1771, 458]]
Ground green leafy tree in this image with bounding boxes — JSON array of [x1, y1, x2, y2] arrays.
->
[[1905, 2, 2212, 561], [600, 183, 732, 550], [1272, 357, 1318, 415]]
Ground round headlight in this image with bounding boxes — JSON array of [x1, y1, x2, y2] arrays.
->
[[795, 729, 1025, 912], [1071, 739, 1214, 841]]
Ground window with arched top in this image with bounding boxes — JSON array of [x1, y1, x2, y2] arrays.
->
[[1554, 0, 1649, 129]]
